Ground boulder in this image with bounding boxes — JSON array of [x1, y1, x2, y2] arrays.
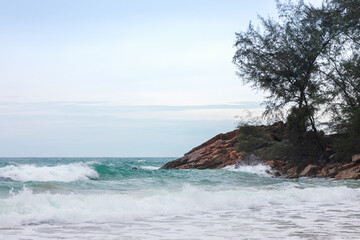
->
[[300, 164, 320, 177], [287, 166, 298, 175], [264, 160, 275, 167], [352, 154, 360, 163], [327, 168, 339, 177], [337, 161, 359, 171], [316, 166, 330, 178], [335, 164, 360, 180]]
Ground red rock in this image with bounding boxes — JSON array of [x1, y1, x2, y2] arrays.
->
[[328, 168, 339, 177], [352, 154, 360, 162], [212, 154, 223, 164], [335, 164, 360, 180], [287, 166, 298, 175], [229, 150, 239, 160], [196, 158, 210, 166], [300, 165, 320, 177], [316, 167, 330, 178], [221, 154, 229, 163], [161, 129, 239, 169], [212, 148, 228, 155], [264, 160, 275, 167], [337, 161, 359, 171]]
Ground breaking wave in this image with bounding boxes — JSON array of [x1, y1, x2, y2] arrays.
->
[[140, 166, 160, 170], [0, 163, 99, 182], [0, 184, 358, 228]]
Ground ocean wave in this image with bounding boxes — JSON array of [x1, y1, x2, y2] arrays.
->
[[0, 163, 99, 182], [0, 184, 359, 228], [140, 166, 160, 170]]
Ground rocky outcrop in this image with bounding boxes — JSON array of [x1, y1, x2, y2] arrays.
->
[[161, 130, 243, 169], [160, 125, 360, 180], [275, 153, 360, 180], [335, 165, 360, 180], [161, 123, 285, 170]]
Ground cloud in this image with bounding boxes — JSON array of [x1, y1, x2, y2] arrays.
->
[[0, 101, 263, 120]]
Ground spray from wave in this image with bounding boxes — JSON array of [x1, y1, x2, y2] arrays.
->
[[224, 164, 271, 176]]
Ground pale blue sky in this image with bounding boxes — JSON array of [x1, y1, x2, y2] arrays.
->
[[0, 0, 321, 157]]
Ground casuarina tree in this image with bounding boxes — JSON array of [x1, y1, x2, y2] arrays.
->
[[233, 0, 340, 155]]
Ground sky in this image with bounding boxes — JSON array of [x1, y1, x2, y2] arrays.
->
[[0, 0, 322, 157]]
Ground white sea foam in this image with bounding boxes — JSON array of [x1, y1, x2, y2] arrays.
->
[[224, 164, 271, 176], [0, 163, 99, 182], [140, 166, 160, 170], [0, 184, 359, 229], [1, 159, 360, 240]]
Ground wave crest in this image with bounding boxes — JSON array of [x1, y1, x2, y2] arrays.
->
[[0, 163, 99, 182]]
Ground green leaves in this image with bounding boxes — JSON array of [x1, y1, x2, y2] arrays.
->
[[234, 0, 360, 162], [233, 0, 332, 134]]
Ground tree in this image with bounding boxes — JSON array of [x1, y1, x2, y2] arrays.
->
[[320, 0, 360, 118], [233, 0, 338, 154], [329, 0, 360, 42], [233, 0, 360, 163], [321, 0, 360, 160]]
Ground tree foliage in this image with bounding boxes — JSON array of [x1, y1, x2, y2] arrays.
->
[[322, 0, 360, 159], [233, 0, 360, 162]]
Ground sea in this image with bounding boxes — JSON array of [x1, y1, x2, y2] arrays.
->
[[0, 157, 359, 240]]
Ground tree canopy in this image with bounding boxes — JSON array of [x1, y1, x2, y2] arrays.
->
[[233, 0, 360, 162]]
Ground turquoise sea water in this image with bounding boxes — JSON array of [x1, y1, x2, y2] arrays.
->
[[0, 158, 359, 239]]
